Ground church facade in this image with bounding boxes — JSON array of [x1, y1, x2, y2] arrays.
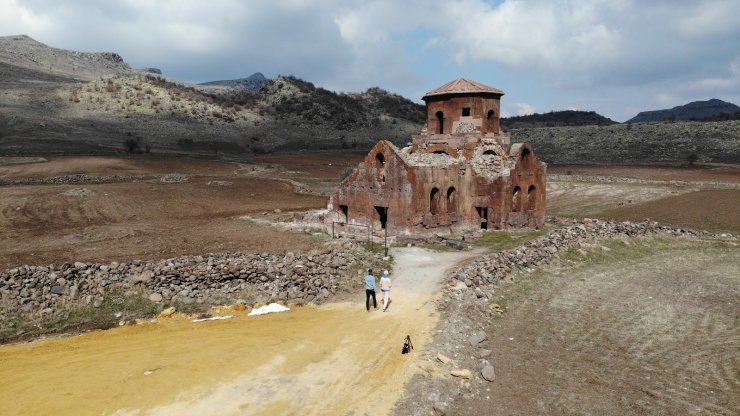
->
[[329, 78, 546, 235]]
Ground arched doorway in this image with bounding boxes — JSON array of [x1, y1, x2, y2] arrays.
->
[[435, 111, 444, 134]]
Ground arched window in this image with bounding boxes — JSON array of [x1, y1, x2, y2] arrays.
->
[[486, 110, 495, 133], [375, 152, 384, 167], [446, 187, 457, 213], [521, 148, 531, 161], [375, 152, 385, 182], [435, 111, 444, 134], [527, 185, 537, 211], [483, 150, 496, 155], [512, 186, 521, 212], [430, 187, 442, 215]]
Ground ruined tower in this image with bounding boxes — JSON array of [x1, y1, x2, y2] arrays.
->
[[330, 78, 546, 235]]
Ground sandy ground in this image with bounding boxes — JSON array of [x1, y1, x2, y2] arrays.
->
[[0, 247, 481, 416]]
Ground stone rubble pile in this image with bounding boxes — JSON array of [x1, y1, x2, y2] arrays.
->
[[1, 243, 380, 320]]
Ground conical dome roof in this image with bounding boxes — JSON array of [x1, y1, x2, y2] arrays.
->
[[423, 78, 504, 99]]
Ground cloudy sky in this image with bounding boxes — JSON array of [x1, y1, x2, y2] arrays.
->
[[2, 0, 739, 121]]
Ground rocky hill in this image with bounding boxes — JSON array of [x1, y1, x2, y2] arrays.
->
[[198, 72, 269, 91], [0, 35, 131, 81], [627, 99, 740, 123], [501, 110, 616, 129], [1, 35, 739, 164], [0, 53, 423, 156]]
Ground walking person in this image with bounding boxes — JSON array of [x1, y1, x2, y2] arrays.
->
[[364, 269, 378, 311], [380, 270, 392, 312]]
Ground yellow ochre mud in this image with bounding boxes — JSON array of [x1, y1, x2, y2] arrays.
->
[[1, 247, 477, 415]]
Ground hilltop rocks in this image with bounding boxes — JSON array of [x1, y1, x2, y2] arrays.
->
[[0, 244, 381, 320]]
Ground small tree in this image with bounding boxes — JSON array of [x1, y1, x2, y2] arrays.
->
[[687, 153, 698, 166], [124, 138, 140, 153]]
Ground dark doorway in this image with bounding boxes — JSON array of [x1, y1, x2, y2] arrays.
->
[[339, 204, 348, 222], [374, 206, 388, 229], [435, 111, 444, 134], [476, 207, 488, 229]]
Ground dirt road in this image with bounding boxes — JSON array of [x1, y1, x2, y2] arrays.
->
[[0, 247, 480, 415]]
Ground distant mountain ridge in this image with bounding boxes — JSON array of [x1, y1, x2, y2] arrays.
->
[[501, 110, 616, 129], [199, 72, 269, 91], [627, 99, 740, 123]]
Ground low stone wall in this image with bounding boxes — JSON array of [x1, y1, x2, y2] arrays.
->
[[450, 218, 734, 298], [393, 219, 736, 415], [0, 242, 381, 320], [0, 173, 158, 186]]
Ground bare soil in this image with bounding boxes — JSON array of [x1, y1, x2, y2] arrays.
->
[[449, 237, 739, 415], [2, 155, 739, 415], [598, 189, 740, 234], [0, 156, 327, 269], [549, 163, 740, 183]]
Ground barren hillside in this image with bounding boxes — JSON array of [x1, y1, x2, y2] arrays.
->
[[1, 35, 739, 164]]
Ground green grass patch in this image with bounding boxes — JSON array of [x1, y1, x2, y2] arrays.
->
[[418, 242, 455, 252], [0, 289, 161, 342], [474, 228, 549, 251]]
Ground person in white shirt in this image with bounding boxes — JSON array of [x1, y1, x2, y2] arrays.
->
[[379, 270, 392, 312]]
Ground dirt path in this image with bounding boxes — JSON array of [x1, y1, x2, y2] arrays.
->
[[0, 247, 481, 416]]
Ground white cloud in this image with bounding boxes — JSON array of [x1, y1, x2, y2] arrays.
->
[[1, 0, 739, 120], [515, 102, 537, 116], [655, 93, 680, 106]]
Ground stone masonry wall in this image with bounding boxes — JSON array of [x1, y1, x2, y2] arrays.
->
[[1, 242, 383, 320]]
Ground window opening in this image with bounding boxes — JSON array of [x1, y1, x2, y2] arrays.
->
[[435, 111, 444, 134], [527, 185, 536, 211], [462, 107, 470, 117], [446, 187, 457, 213], [512, 186, 521, 212], [430, 187, 441, 215]]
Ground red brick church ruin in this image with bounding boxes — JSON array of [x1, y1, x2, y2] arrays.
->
[[329, 78, 546, 235]]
